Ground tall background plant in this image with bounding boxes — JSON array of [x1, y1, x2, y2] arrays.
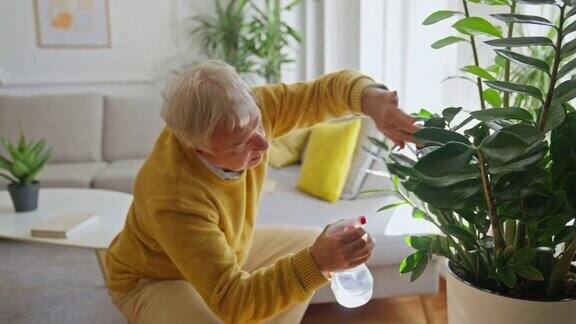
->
[[375, 0, 576, 300], [188, 0, 302, 83]]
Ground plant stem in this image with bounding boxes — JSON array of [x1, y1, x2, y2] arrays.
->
[[547, 235, 576, 298], [514, 222, 527, 249], [503, 1, 516, 108], [478, 152, 505, 251], [462, 0, 487, 110], [538, 4, 566, 131], [505, 220, 517, 247]]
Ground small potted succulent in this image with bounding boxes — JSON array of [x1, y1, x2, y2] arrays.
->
[[370, 0, 576, 323], [0, 132, 51, 212]]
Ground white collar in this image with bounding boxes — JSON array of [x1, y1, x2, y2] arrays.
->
[[196, 155, 241, 180]]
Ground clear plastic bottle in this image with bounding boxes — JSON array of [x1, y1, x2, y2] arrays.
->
[[326, 216, 374, 308]]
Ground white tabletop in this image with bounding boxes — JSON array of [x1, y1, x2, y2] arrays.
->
[[0, 188, 133, 249]]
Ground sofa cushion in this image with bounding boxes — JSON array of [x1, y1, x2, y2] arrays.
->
[[0, 94, 104, 163], [103, 96, 164, 162], [36, 162, 107, 188], [259, 165, 439, 267], [92, 159, 145, 193], [297, 119, 361, 203]]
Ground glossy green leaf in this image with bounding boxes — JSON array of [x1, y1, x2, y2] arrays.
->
[[424, 117, 446, 128], [462, 65, 496, 80], [551, 80, 576, 106], [562, 38, 576, 58], [557, 57, 576, 79], [414, 142, 474, 177], [406, 235, 435, 251], [514, 247, 537, 265], [515, 265, 544, 281], [471, 107, 534, 123], [431, 36, 469, 49], [491, 13, 553, 26], [489, 146, 547, 173], [484, 80, 543, 101], [414, 165, 480, 187], [543, 105, 566, 133], [568, 6, 576, 18], [423, 10, 463, 25], [516, 0, 556, 3], [474, 0, 509, 4], [377, 201, 408, 212], [410, 253, 429, 282], [497, 264, 517, 288], [485, 37, 554, 48], [418, 109, 433, 118], [442, 107, 463, 123], [412, 208, 427, 219], [525, 190, 566, 218], [400, 250, 426, 274], [387, 153, 418, 179], [491, 168, 546, 201], [444, 225, 478, 246], [413, 127, 471, 145], [483, 89, 502, 107], [464, 122, 491, 146], [409, 179, 483, 209], [452, 17, 503, 38], [563, 20, 576, 35], [539, 214, 574, 236], [480, 124, 544, 163], [494, 49, 550, 74], [554, 227, 576, 244]]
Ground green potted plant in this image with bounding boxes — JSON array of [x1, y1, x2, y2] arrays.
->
[[187, 0, 255, 75], [187, 0, 303, 83], [0, 133, 51, 212], [371, 0, 576, 322]]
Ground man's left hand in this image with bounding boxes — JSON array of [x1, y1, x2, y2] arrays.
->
[[361, 86, 418, 149]]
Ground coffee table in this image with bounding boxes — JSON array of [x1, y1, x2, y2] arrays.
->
[[0, 188, 133, 279]]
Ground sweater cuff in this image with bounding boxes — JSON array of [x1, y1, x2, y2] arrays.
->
[[290, 247, 329, 293], [350, 76, 377, 115]]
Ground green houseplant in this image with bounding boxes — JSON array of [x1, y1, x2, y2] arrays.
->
[[371, 0, 576, 322], [0, 133, 51, 212], [188, 0, 302, 83], [244, 0, 303, 83], [188, 0, 255, 75]]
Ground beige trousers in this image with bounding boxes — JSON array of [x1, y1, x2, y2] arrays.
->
[[109, 226, 322, 324]]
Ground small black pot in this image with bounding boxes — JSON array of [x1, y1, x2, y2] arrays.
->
[[7, 181, 40, 212]]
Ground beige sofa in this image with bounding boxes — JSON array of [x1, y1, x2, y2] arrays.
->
[[0, 93, 440, 303], [0, 93, 163, 193]]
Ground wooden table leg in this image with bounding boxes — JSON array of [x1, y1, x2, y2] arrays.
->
[[95, 249, 108, 282]]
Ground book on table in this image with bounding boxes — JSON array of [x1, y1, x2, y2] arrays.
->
[[30, 212, 99, 239]]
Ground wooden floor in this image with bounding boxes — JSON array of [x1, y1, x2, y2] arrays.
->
[[302, 279, 447, 324]]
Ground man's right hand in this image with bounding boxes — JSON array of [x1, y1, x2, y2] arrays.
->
[[310, 224, 375, 273]]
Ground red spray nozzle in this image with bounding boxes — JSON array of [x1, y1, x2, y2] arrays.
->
[[359, 216, 367, 225]]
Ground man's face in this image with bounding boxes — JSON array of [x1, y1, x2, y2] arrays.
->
[[196, 118, 269, 172]]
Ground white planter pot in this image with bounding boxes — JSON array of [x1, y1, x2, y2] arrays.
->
[[446, 261, 576, 324]]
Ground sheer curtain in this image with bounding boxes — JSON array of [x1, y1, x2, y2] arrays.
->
[[281, 0, 457, 114]]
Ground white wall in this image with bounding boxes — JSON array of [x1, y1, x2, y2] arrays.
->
[[0, 0, 456, 112], [0, 0, 180, 96]]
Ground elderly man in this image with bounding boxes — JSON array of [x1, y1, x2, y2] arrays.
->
[[105, 60, 417, 324]]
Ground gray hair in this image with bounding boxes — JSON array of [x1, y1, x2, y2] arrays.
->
[[160, 60, 261, 151]]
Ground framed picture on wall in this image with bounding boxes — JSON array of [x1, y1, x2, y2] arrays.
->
[[34, 0, 111, 48]]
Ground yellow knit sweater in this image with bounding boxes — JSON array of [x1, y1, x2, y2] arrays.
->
[[106, 70, 375, 323]]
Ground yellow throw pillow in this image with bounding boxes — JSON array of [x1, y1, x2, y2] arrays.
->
[[268, 128, 311, 168], [297, 119, 361, 203]]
